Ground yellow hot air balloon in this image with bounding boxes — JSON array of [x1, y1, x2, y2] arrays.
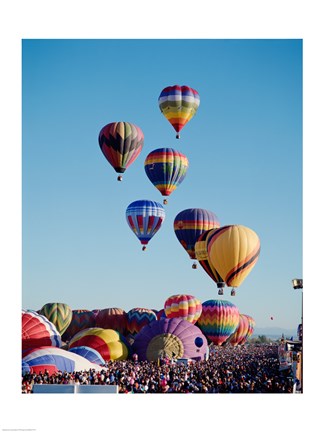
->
[[207, 225, 260, 296]]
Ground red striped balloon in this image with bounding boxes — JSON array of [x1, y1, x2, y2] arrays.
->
[[164, 294, 202, 324]]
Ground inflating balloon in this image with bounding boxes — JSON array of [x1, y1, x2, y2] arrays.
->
[[158, 85, 200, 139], [144, 148, 189, 204], [22, 310, 62, 350], [95, 308, 127, 335], [38, 302, 72, 336], [126, 308, 157, 336], [69, 328, 129, 362], [126, 200, 166, 250], [98, 121, 144, 180], [132, 318, 208, 361], [23, 346, 106, 374], [207, 225, 260, 296], [239, 315, 256, 345]]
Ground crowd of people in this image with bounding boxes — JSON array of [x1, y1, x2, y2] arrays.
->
[[22, 343, 294, 394]]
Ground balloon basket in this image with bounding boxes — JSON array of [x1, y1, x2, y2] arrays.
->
[[142, 246, 147, 251], [192, 262, 197, 269], [117, 175, 123, 181], [231, 288, 236, 296], [163, 199, 168, 205]]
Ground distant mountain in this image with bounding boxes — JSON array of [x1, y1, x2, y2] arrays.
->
[[253, 327, 297, 340]]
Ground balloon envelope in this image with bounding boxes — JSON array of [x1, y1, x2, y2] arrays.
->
[[239, 315, 256, 345], [226, 314, 250, 346], [69, 328, 129, 361], [174, 208, 220, 259], [144, 148, 189, 198], [126, 200, 165, 247], [196, 299, 240, 346], [98, 121, 144, 176], [195, 230, 225, 288], [126, 308, 157, 336], [207, 225, 261, 288], [158, 85, 200, 138], [38, 302, 72, 335], [22, 310, 62, 350], [164, 294, 202, 324], [22, 346, 106, 374], [132, 318, 208, 361], [62, 310, 96, 342], [68, 346, 105, 365], [95, 308, 127, 334]]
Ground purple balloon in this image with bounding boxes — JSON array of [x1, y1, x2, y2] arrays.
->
[[132, 317, 208, 361]]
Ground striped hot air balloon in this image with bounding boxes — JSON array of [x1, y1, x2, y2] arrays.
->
[[144, 148, 189, 204], [22, 310, 62, 350], [38, 303, 72, 336], [126, 199, 166, 250], [195, 230, 225, 293], [69, 328, 129, 362], [98, 121, 144, 181], [207, 225, 261, 296], [239, 314, 256, 345], [174, 208, 220, 266], [196, 299, 240, 346], [62, 310, 96, 342], [164, 294, 202, 324], [226, 314, 250, 346], [126, 308, 157, 336], [158, 85, 200, 139]]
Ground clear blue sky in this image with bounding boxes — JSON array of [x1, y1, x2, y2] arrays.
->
[[22, 39, 302, 330]]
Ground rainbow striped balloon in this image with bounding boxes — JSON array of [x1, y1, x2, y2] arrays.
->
[[196, 299, 240, 346], [207, 225, 261, 289], [39, 303, 72, 336], [158, 85, 200, 139], [174, 208, 220, 260], [164, 294, 202, 324], [144, 148, 189, 199]]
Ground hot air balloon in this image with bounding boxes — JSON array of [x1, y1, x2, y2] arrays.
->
[[239, 314, 256, 345], [196, 299, 240, 346], [22, 310, 62, 350], [126, 308, 157, 336], [174, 208, 220, 268], [156, 309, 166, 320], [207, 225, 261, 296], [164, 294, 202, 324], [69, 328, 129, 361], [195, 230, 225, 294], [226, 314, 250, 346], [126, 199, 166, 250], [68, 346, 106, 365], [158, 85, 200, 139], [144, 148, 189, 204], [98, 121, 144, 181], [62, 310, 96, 342], [132, 318, 208, 361], [38, 302, 72, 336], [22, 346, 106, 374], [95, 308, 127, 335]]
